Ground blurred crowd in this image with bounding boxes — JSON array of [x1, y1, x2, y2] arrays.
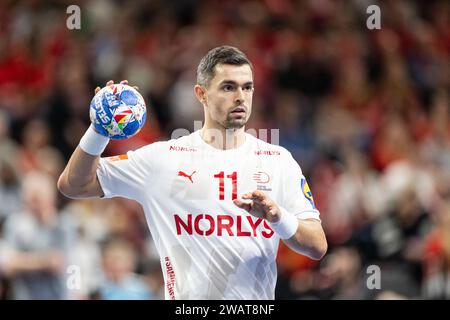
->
[[0, 0, 449, 299]]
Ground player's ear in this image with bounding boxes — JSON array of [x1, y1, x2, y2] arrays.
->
[[194, 84, 207, 106]]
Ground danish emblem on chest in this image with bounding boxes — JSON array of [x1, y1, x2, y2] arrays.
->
[[253, 171, 272, 191]]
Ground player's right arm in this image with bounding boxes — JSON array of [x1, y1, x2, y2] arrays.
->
[[58, 80, 120, 199], [57, 145, 104, 199], [58, 80, 149, 201]]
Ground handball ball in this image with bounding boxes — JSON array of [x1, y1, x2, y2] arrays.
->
[[89, 84, 147, 140]]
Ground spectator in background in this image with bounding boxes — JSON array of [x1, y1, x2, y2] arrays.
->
[[315, 246, 365, 300], [0, 171, 74, 299], [422, 200, 450, 299], [93, 237, 155, 300], [17, 119, 65, 180], [0, 110, 21, 221]]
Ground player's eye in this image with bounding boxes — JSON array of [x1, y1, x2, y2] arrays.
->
[[243, 85, 253, 91], [222, 85, 234, 91]]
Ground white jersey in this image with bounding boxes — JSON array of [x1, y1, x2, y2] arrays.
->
[[97, 130, 320, 300]]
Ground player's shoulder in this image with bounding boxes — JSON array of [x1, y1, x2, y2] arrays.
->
[[165, 131, 200, 151], [246, 133, 292, 158], [247, 133, 302, 172], [131, 131, 199, 156]]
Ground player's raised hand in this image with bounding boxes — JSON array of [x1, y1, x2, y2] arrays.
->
[[233, 190, 282, 223], [94, 80, 139, 94]]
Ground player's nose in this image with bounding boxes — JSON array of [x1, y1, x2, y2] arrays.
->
[[234, 88, 245, 104]]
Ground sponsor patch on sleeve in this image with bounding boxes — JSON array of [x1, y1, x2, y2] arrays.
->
[[301, 177, 316, 209], [105, 154, 128, 162]]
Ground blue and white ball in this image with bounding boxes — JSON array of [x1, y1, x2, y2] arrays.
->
[[89, 84, 147, 140]]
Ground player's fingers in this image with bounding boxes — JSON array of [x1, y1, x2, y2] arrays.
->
[[233, 198, 249, 207], [94, 86, 101, 94], [106, 80, 114, 86], [233, 199, 252, 212], [120, 80, 128, 84], [261, 199, 271, 208], [241, 192, 254, 199], [251, 190, 266, 201]]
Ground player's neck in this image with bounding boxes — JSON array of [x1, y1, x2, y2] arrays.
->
[[200, 126, 246, 150]]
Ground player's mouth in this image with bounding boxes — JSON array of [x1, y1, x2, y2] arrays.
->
[[230, 107, 246, 116]]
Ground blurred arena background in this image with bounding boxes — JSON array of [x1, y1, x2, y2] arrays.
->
[[0, 0, 449, 300]]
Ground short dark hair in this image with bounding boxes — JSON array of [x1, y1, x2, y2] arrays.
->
[[197, 46, 253, 87]]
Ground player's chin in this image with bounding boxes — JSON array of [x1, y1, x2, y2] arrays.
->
[[225, 120, 246, 129], [225, 116, 248, 129]]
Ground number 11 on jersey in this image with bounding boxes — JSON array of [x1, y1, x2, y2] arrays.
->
[[214, 171, 237, 200]]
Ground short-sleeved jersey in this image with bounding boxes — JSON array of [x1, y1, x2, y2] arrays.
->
[[97, 130, 320, 299]]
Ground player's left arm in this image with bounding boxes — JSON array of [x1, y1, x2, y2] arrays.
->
[[234, 191, 327, 260], [283, 218, 327, 260]]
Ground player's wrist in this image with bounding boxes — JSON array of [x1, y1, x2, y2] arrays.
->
[[268, 207, 298, 240], [79, 125, 110, 156]]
